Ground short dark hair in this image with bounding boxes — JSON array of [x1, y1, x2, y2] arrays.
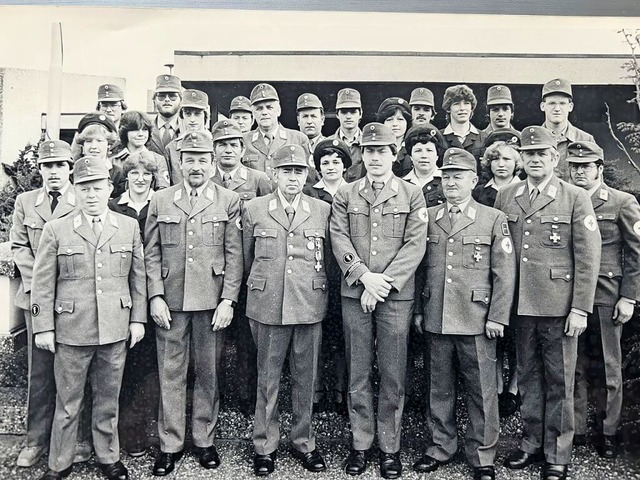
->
[[179, 107, 210, 125], [119, 111, 154, 148], [376, 105, 411, 126], [404, 124, 447, 160]]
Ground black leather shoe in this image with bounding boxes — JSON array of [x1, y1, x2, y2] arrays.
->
[[344, 449, 368, 476], [542, 463, 568, 480], [573, 434, 587, 446], [473, 465, 495, 480], [499, 392, 520, 418], [152, 451, 183, 476], [291, 448, 326, 472], [40, 467, 72, 480], [412, 454, 451, 473], [254, 451, 276, 476], [379, 451, 402, 479], [504, 449, 544, 469], [99, 461, 129, 480], [598, 435, 617, 459], [195, 445, 220, 469], [126, 443, 148, 458]]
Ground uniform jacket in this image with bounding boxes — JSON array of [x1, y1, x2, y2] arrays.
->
[[147, 115, 181, 177], [391, 146, 413, 179], [242, 192, 331, 325], [30, 211, 147, 346], [241, 125, 310, 181], [543, 122, 594, 180], [330, 176, 428, 300], [328, 128, 364, 182], [419, 199, 516, 335], [144, 181, 243, 311], [10, 187, 77, 309], [494, 176, 601, 316], [441, 126, 481, 155], [163, 136, 185, 186], [210, 164, 273, 203], [108, 193, 152, 238], [403, 170, 446, 207], [590, 183, 640, 306]]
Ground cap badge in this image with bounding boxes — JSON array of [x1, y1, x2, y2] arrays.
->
[[191, 92, 196, 97], [370, 125, 375, 131], [304, 95, 308, 100], [164, 76, 169, 80], [85, 158, 90, 164], [105, 85, 109, 90], [510, 136, 518, 144], [191, 133, 198, 139], [223, 121, 228, 126], [430, 129, 437, 137], [332, 140, 339, 146], [529, 128, 535, 133], [419, 88, 424, 93], [555, 80, 561, 85], [345, 90, 350, 95], [398, 98, 404, 104], [290, 146, 295, 151], [99, 115, 106, 121], [49, 142, 55, 147], [576, 144, 581, 148], [496, 86, 502, 91], [261, 91, 265, 98], [224, 128, 228, 135]]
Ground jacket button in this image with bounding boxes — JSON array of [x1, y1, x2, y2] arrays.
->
[[526, 219, 532, 224], [57, 307, 62, 312], [608, 271, 613, 277], [447, 265, 452, 270], [166, 217, 171, 221], [189, 245, 193, 249], [288, 256, 293, 260], [191, 219, 195, 223], [524, 231, 530, 236], [523, 257, 528, 262], [553, 217, 559, 221], [289, 233, 294, 237], [446, 278, 452, 283], [188, 258, 193, 262], [97, 289, 102, 294], [121, 254, 126, 258], [97, 249, 101, 254], [97, 276, 102, 281], [566, 274, 571, 279], [354, 207, 359, 212], [372, 251, 377, 256], [372, 236, 378, 241], [374, 208, 379, 213], [287, 269, 292, 274], [67, 248, 72, 253], [448, 252, 453, 256], [97, 263, 102, 268], [598, 215, 603, 219], [449, 239, 454, 243], [189, 231, 194, 235], [523, 244, 529, 249], [485, 297, 489, 302], [372, 222, 378, 227], [262, 231, 266, 235]]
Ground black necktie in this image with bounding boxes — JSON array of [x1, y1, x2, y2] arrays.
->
[[285, 206, 295, 225], [372, 181, 384, 198], [449, 205, 461, 226], [49, 191, 61, 212], [223, 173, 231, 189]]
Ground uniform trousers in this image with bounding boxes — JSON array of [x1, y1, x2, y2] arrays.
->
[[515, 315, 578, 464], [342, 297, 413, 453], [249, 319, 321, 455], [49, 341, 126, 472], [424, 333, 499, 467], [156, 310, 221, 453], [574, 305, 622, 437]]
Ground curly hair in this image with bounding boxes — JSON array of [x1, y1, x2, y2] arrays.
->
[[76, 124, 118, 147], [442, 84, 477, 112]]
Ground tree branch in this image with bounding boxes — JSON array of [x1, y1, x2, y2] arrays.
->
[[605, 102, 640, 175]]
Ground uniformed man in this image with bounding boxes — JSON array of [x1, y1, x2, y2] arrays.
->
[[242, 144, 330, 476], [164, 89, 210, 185], [10, 140, 91, 468], [412, 148, 516, 480], [409, 87, 436, 126], [478, 85, 515, 147], [210, 119, 272, 415], [568, 141, 640, 459], [241, 83, 309, 181], [441, 84, 482, 156], [296, 93, 326, 156], [96, 83, 127, 130], [31, 156, 147, 480], [540, 78, 595, 180], [330, 123, 427, 479], [329, 88, 365, 182], [147, 74, 182, 160], [229, 95, 254, 133], [144, 130, 243, 476], [495, 126, 601, 480]]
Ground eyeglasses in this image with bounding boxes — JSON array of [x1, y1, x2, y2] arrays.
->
[[98, 101, 121, 110], [156, 93, 179, 101], [127, 171, 153, 179], [569, 163, 597, 172]]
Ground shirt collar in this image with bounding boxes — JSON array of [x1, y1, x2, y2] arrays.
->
[[277, 189, 301, 210], [117, 189, 154, 206], [527, 175, 553, 195], [587, 180, 602, 198], [403, 168, 440, 186], [82, 209, 108, 225], [313, 177, 347, 194], [157, 115, 179, 131], [183, 180, 208, 197], [261, 124, 280, 140], [338, 127, 362, 145], [213, 164, 241, 180], [366, 172, 393, 186], [447, 197, 472, 214], [443, 123, 479, 136], [46, 182, 70, 196]]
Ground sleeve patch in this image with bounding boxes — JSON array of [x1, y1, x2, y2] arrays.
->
[[501, 222, 510, 237], [31, 304, 40, 317], [418, 207, 429, 223], [634, 221, 640, 236], [584, 215, 597, 232], [343, 253, 354, 264], [501, 237, 513, 254]]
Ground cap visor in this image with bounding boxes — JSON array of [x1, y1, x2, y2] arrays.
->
[[276, 162, 308, 169], [38, 156, 72, 164], [440, 165, 475, 172], [74, 173, 110, 183], [336, 102, 361, 109], [518, 144, 556, 151]]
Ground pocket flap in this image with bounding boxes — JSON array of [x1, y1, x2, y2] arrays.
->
[[54, 299, 74, 314], [426, 235, 440, 244], [462, 235, 492, 245], [507, 213, 519, 223], [203, 213, 229, 223], [161, 266, 169, 279], [312, 277, 328, 291], [597, 213, 617, 221], [240, 192, 257, 201], [347, 204, 369, 215], [541, 215, 571, 224], [253, 227, 277, 238], [212, 264, 225, 276], [304, 228, 326, 239], [23, 216, 44, 229], [600, 265, 623, 278], [248, 277, 266, 291], [110, 244, 133, 253], [550, 268, 573, 281], [120, 295, 133, 308], [383, 204, 411, 215], [158, 215, 181, 224], [472, 289, 491, 305], [57, 245, 85, 256]]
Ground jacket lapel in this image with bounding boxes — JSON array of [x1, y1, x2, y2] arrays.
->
[[251, 131, 270, 156], [97, 212, 119, 249], [188, 183, 215, 219], [290, 197, 311, 232], [591, 184, 608, 210], [52, 189, 77, 219], [268, 194, 290, 230], [173, 186, 192, 216], [73, 213, 97, 246], [373, 177, 399, 207], [449, 201, 477, 237], [357, 178, 377, 205], [526, 177, 558, 217], [434, 205, 451, 234], [514, 183, 529, 214], [34, 189, 52, 221], [269, 127, 288, 154], [231, 167, 248, 191]]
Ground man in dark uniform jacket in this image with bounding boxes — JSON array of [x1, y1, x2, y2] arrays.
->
[[242, 145, 330, 476], [568, 141, 640, 459], [495, 126, 601, 480], [331, 123, 427, 479], [329, 88, 365, 182], [413, 148, 516, 480]]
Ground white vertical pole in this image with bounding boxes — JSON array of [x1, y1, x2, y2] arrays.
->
[[45, 22, 63, 140]]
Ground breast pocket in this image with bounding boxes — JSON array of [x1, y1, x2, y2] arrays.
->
[[596, 213, 619, 246], [462, 236, 492, 269], [110, 244, 133, 277], [238, 191, 257, 203], [157, 214, 181, 247], [382, 204, 410, 238], [242, 154, 262, 171], [202, 213, 228, 246], [57, 245, 86, 279], [253, 227, 278, 260], [348, 204, 370, 237], [304, 228, 325, 261], [426, 235, 440, 266], [540, 215, 571, 248], [23, 217, 45, 248]]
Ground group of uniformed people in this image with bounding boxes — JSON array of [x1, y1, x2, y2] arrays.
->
[[9, 73, 640, 480]]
